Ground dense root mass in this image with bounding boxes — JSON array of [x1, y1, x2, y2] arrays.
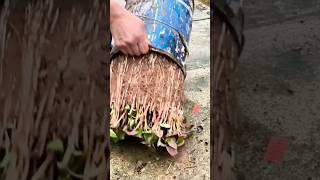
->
[[110, 52, 186, 156], [0, 0, 108, 179]]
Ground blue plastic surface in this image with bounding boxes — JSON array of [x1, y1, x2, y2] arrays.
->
[[111, 0, 194, 75]]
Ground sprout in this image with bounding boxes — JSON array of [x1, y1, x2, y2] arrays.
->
[[110, 52, 187, 156]]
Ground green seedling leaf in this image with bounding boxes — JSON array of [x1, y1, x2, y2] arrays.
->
[[152, 135, 159, 144], [47, 139, 64, 153], [117, 130, 125, 140], [136, 128, 143, 138], [160, 123, 171, 129], [111, 138, 120, 143], [110, 129, 120, 143], [176, 137, 185, 147], [128, 112, 135, 118], [128, 107, 136, 116], [143, 133, 158, 145], [128, 118, 135, 129], [125, 105, 130, 111], [142, 131, 152, 135], [110, 129, 117, 139], [166, 137, 177, 149], [143, 134, 153, 145]]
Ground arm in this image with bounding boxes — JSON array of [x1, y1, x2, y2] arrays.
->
[[110, 0, 149, 56]]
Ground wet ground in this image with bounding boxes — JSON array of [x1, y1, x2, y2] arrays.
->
[[236, 0, 320, 179], [110, 1, 210, 180]]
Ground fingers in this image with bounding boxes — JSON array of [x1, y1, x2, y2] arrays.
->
[[116, 42, 129, 55], [114, 33, 150, 56], [117, 40, 149, 56], [110, 10, 151, 56], [126, 46, 135, 56], [138, 40, 149, 55], [131, 43, 141, 56], [137, 32, 150, 55]]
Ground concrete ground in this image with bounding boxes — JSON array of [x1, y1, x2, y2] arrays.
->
[[110, 1, 210, 180], [236, 0, 320, 179]]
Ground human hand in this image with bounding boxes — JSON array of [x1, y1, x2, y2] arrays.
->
[[110, 1, 150, 56]]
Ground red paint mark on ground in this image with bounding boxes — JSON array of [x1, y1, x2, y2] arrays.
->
[[192, 104, 201, 114], [264, 137, 288, 164]]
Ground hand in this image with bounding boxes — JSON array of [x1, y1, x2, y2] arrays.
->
[[110, 1, 149, 56]]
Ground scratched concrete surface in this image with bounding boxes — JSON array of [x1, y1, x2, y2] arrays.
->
[[110, 1, 210, 180], [235, 0, 320, 179]]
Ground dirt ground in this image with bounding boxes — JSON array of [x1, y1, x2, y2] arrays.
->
[[110, 1, 210, 180], [235, 0, 320, 179]]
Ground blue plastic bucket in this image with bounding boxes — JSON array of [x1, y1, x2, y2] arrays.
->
[[111, 0, 194, 76]]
